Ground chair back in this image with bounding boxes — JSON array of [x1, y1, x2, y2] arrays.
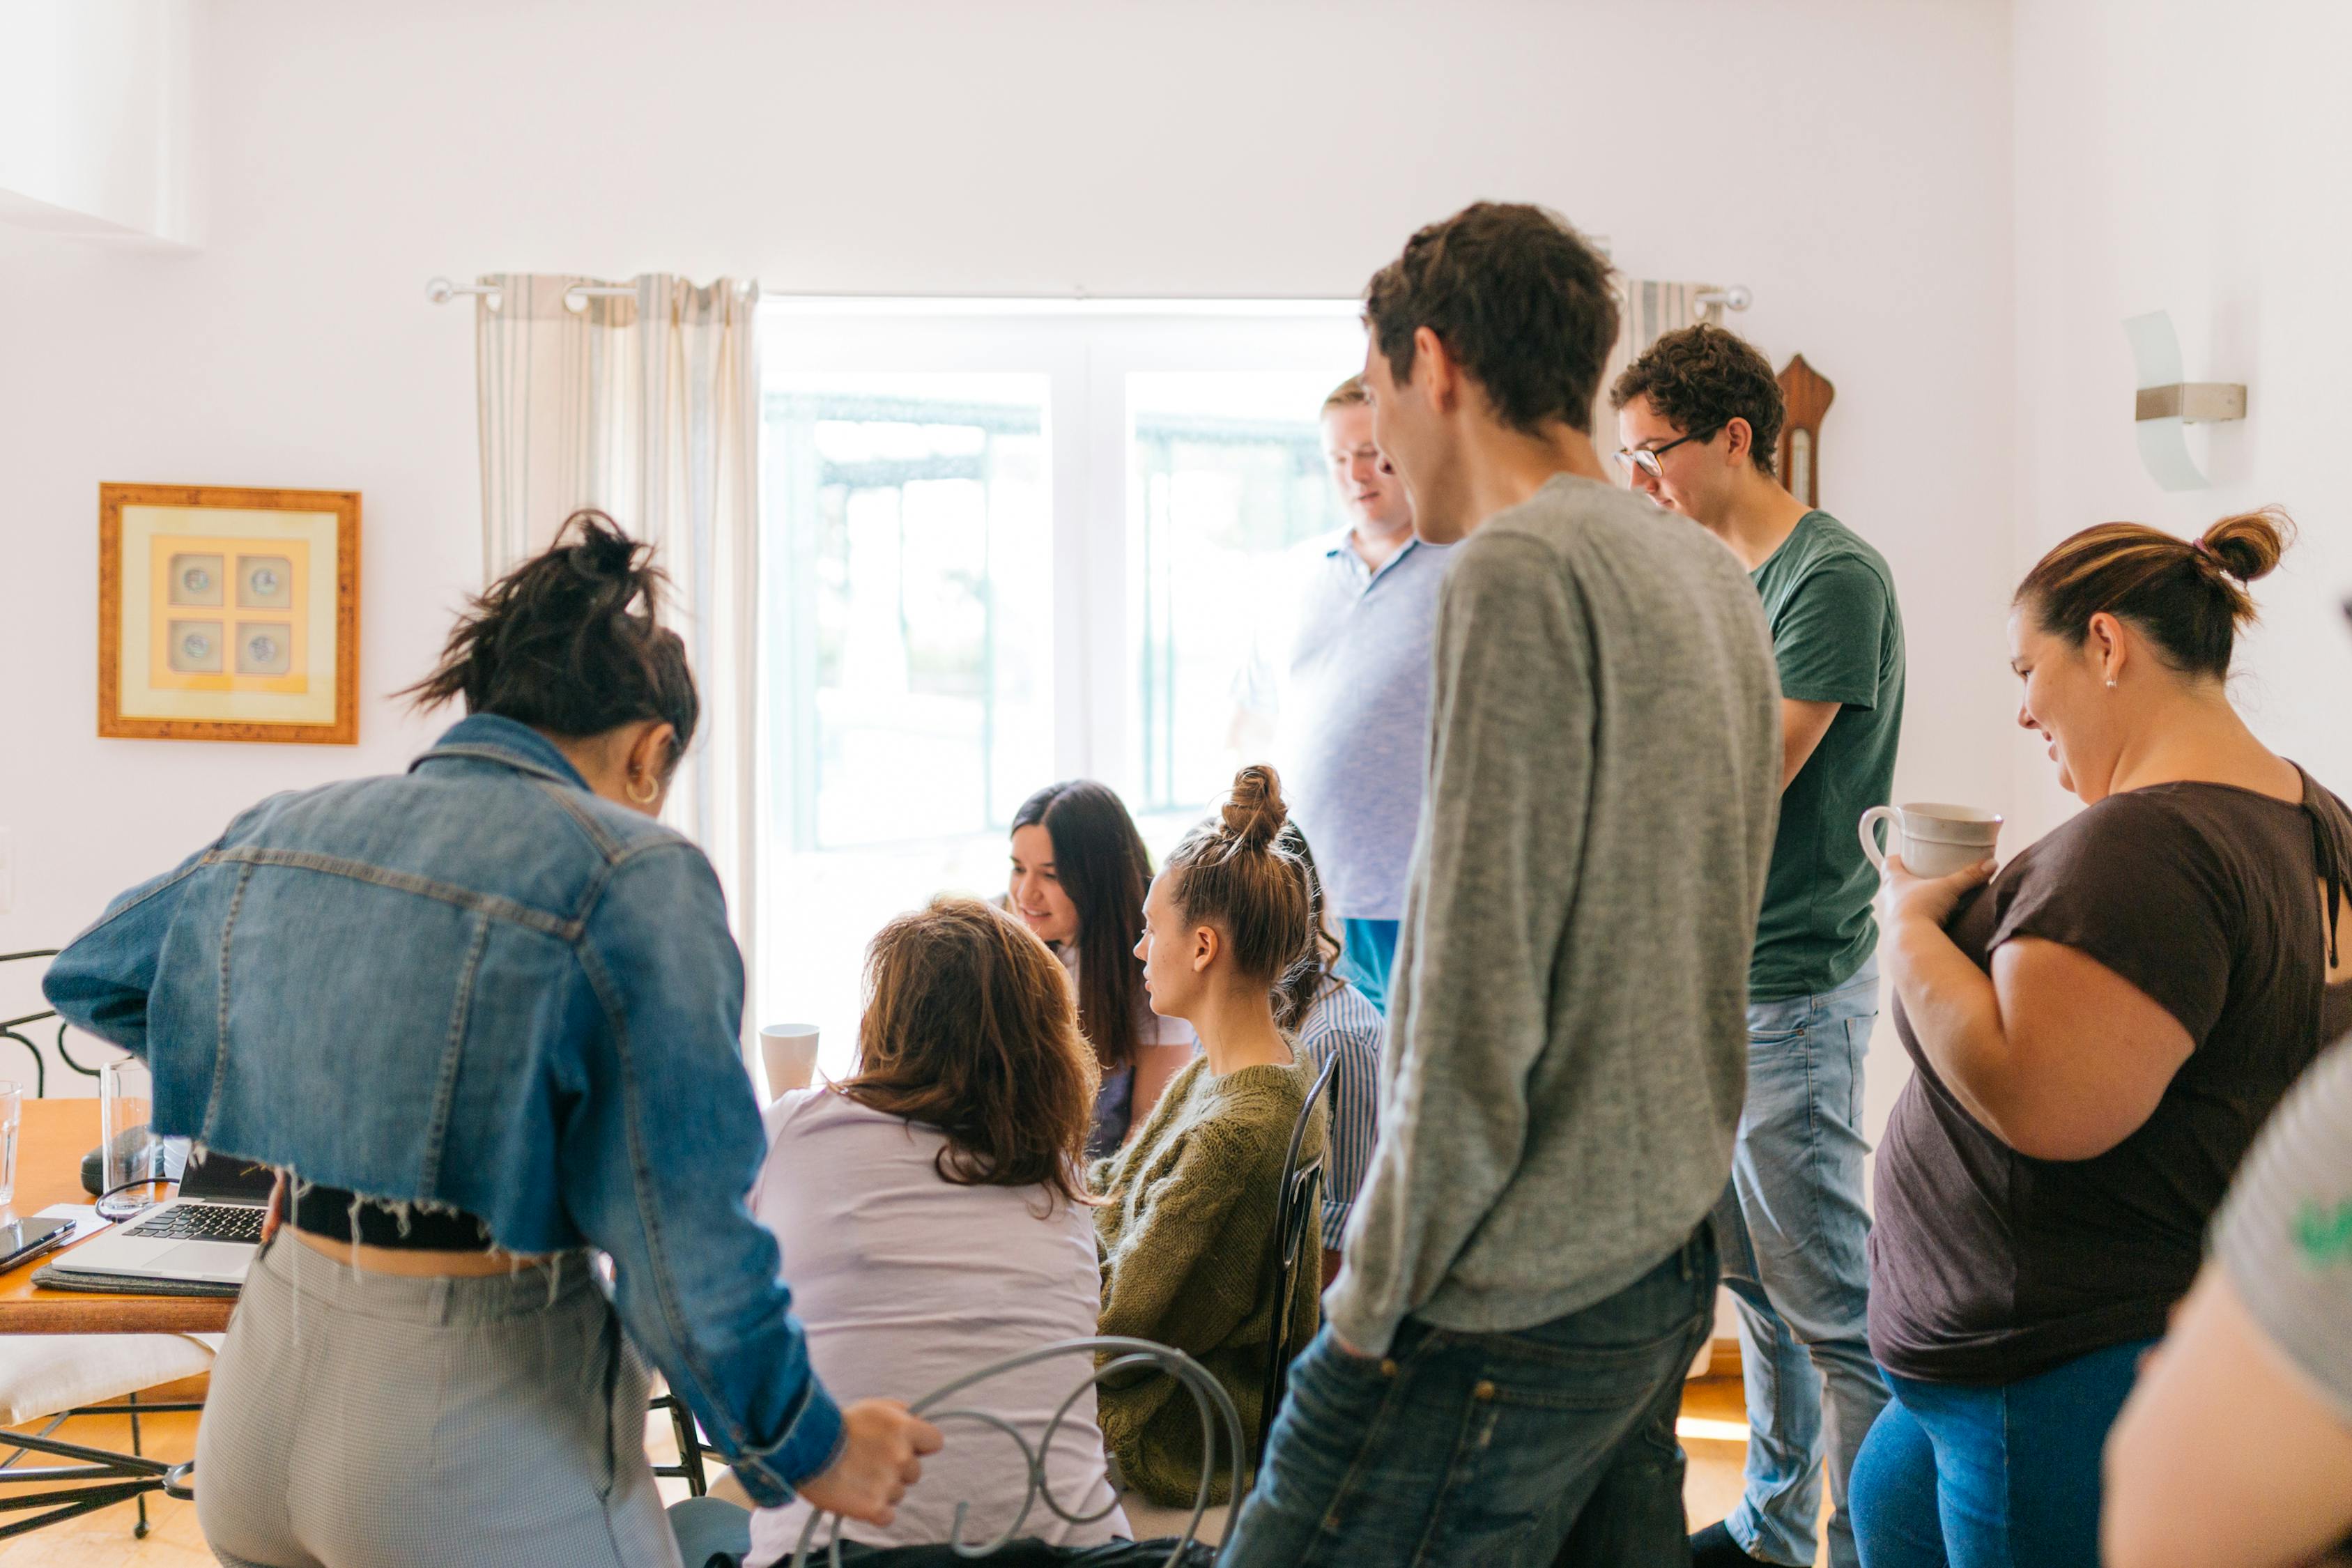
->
[[1, 949, 67, 1099], [1252, 1050, 1340, 1468]]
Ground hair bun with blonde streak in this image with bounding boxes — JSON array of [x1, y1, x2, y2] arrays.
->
[[1220, 764, 1289, 851], [2199, 507, 2294, 587]]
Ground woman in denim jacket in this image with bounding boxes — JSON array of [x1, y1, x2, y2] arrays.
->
[[45, 514, 939, 1567]]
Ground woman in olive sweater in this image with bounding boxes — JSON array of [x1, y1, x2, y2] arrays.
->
[[1092, 765, 1325, 1506]]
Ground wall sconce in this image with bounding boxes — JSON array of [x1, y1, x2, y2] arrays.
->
[[2123, 310, 2247, 491]]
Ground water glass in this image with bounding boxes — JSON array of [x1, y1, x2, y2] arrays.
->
[[99, 1058, 171, 1221], [0, 1081, 19, 1209]]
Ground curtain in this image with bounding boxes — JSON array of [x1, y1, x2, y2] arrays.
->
[[1595, 279, 1732, 436], [474, 274, 764, 1059]]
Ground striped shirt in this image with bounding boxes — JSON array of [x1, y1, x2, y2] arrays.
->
[[1296, 977, 1383, 1252]]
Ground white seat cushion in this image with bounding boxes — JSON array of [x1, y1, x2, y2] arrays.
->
[[0, 1335, 217, 1425]]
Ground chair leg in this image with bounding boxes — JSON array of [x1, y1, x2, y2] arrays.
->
[[128, 1392, 148, 1539], [667, 1399, 706, 1497]]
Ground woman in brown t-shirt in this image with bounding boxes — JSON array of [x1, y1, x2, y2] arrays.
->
[[1850, 509, 2352, 1568]]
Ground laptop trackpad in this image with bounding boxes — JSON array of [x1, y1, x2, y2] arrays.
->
[[153, 1242, 254, 1281]]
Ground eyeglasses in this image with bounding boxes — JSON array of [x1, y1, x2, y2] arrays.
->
[[1613, 426, 1723, 482]]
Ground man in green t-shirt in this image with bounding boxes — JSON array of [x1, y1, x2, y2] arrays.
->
[[1613, 325, 1906, 1568]]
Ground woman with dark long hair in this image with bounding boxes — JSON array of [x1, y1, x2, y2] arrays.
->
[[1008, 781, 1197, 1155], [45, 512, 938, 1567]]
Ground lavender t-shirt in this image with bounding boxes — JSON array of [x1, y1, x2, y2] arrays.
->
[[746, 1091, 1128, 1563]]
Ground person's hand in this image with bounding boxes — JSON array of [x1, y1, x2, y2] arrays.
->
[[1877, 852, 1994, 933], [795, 1400, 944, 1528], [259, 1171, 288, 1244]]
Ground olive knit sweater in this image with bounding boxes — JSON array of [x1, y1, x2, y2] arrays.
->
[[1090, 1052, 1323, 1506]]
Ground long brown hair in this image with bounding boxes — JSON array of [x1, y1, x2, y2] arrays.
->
[[838, 896, 1099, 1210], [1272, 820, 1342, 1032], [1010, 781, 1152, 1073], [1165, 765, 1314, 985], [2015, 508, 2294, 680]]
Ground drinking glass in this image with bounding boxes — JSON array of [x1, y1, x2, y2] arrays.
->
[[0, 1081, 20, 1208], [99, 1059, 172, 1221]]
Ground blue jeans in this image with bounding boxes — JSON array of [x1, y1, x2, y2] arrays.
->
[[1222, 1224, 1717, 1568], [1715, 959, 1888, 1568], [1849, 1338, 2154, 1568], [1337, 918, 1399, 1014]]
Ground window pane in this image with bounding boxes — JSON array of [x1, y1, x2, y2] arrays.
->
[[761, 371, 1051, 1072], [1128, 371, 1344, 821]]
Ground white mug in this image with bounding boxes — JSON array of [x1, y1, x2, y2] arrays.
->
[[759, 1023, 822, 1101], [1859, 802, 2004, 879]]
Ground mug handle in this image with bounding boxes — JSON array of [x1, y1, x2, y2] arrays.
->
[[1858, 806, 1898, 873]]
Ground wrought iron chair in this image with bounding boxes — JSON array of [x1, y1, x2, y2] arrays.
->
[[1250, 1050, 1339, 1470], [1, 951, 112, 1099], [0, 950, 210, 1540], [783, 1336, 1241, 1568]]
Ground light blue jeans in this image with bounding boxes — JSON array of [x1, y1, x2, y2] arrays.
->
[[1714, 959, 1889, 1568]]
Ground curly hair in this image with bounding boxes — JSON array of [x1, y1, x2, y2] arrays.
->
[[1362, 202, 1617, 436], [1609, 323, 1784, 476]]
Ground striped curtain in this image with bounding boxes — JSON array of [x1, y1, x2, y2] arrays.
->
[[1596, 279, 1730, 438], [473, 274, 764, 1061]]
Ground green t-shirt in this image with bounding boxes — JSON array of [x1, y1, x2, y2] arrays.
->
[[1748, 511, 1905, 1001]]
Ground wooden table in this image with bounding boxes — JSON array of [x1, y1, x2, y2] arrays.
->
[[0, 1100, 236, 1335]]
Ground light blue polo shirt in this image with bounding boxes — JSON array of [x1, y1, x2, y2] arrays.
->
[[1259, 530, 1453, 921]]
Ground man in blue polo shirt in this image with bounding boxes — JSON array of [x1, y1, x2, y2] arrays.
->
[[1238, 376, 1452, 1013]]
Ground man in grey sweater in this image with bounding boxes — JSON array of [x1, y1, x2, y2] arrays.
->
[[1223, 203, 1781, 1567]]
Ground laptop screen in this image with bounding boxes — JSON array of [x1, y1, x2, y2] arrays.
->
[[178, 1149, 278, 1204]]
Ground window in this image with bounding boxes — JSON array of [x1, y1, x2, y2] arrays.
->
[[758, 305, 1362, 1071]]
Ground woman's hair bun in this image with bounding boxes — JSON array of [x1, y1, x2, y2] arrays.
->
[[1218, 764, 1288, 850], [568, 509, 645, 580], [2198, 507, 2293, 585]]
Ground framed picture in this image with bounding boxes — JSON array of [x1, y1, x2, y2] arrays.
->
[[98, 484, 361, 745]]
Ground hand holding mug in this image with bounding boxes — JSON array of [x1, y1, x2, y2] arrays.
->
[[1875, 848, 1996, 933], [1863, 801, 2003, 931]]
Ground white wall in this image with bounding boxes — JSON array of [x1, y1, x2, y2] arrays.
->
[[0, 0, 197, 243], [0, 0, 2017, 1123], [2010, 0, 2352, 841]]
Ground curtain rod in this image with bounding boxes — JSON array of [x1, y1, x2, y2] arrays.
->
[[424, 277, 1753, 314]]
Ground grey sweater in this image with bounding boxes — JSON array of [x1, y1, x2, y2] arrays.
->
[[1325, 474, 1781, 1354]]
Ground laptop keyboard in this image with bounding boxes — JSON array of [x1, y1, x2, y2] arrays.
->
[[124, 1204, 265, 1245]]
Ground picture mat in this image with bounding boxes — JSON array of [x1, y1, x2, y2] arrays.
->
[[117, 505, 340, 725]]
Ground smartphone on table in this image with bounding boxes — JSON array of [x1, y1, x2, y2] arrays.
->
[[0, 1215, 78, 1273]]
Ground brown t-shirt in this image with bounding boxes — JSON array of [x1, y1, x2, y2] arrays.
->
[[1869, 769, 2352, 1385]]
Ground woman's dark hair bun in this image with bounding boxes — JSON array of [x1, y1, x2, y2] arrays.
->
[[401, 509, 700, 766], [1219, 764, 1288, 850], [572, 513, 642, 578], [2198, 507, 2292, 585]]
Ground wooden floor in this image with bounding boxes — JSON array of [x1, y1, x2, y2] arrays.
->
[[0, 1375, 1804, 1566]]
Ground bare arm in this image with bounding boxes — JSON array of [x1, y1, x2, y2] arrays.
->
[[1779, 698, 1839, 790], [1880, 861, 2193, 1160], [2104, 1266, 2352, 1568]]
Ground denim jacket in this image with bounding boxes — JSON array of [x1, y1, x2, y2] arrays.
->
[[43, 714, 842, 1503]]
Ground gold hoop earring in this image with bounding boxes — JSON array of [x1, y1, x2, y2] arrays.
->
[[626, 773, 659, 805]]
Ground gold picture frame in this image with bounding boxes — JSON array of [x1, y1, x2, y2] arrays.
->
[[99, 484, 361, 745]]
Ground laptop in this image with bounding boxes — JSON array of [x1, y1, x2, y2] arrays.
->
[[49, 1148, 277, 1287]]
